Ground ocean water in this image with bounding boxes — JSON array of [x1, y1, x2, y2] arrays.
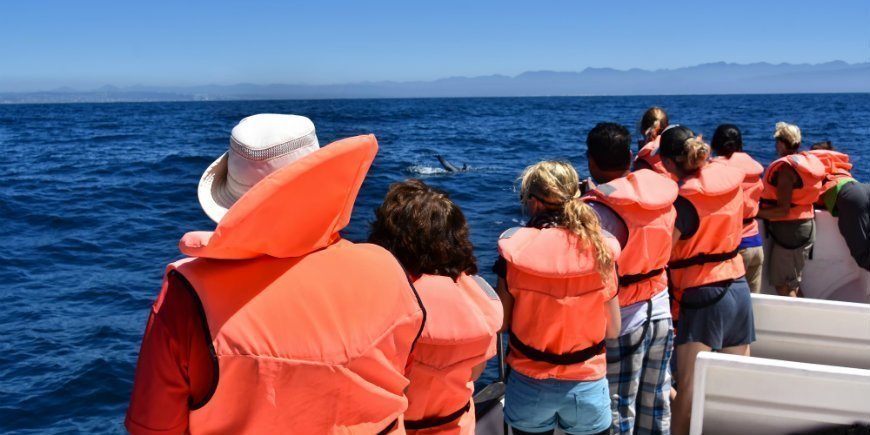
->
[[1, 94, 868, 433]]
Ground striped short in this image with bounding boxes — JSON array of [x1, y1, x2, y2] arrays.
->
[[605, 318, 674, 435]]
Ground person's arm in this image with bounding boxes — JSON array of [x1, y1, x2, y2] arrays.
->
[[605, 294, 621, 339], [495, 277, 513, 332], [757, 166, 797, 220], [671, 226, 682, 252], [470, 361, 488, 380], [126, 276, 203, 435]]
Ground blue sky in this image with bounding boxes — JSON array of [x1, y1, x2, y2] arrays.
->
[[2, 0, 868, 91]]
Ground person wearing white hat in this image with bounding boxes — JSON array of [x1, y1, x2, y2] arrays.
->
[[126, 114, 426, 434], [198, 113, 320, 222]]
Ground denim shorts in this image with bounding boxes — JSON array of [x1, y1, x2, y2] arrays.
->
[[675, 277, 756, 350], [504, 370, 611, 434]]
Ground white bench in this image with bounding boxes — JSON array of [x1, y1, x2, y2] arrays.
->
[[751, 293, 870, 370], [690, 352, 870, 435]]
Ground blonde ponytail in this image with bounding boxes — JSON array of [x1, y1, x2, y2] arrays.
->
[[644, 119, 661, 142], [640, 106, 669, 142], [562, 198, 615, 284], [683, 137, 710, 172], [519, 160, 615, 284]]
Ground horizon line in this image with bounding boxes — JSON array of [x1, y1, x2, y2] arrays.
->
[[3, 91, 869, 107], [2, 59, 867, 94]]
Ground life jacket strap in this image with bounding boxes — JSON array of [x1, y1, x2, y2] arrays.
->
[[606, 299, 653, 364], [618, 268, 664, 287], [376, 419, 398, 435], [668, 249, 740, 270], [760, 198, 798, 207], [404, 401, 471, 430], [508, 332, 605, 365], [742, 217, 757, 224]]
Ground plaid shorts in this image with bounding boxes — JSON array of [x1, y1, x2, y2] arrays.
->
[[605, 317, 674, 435]]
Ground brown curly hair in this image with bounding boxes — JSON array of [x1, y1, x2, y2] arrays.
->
[[368, 179, 477, 280]]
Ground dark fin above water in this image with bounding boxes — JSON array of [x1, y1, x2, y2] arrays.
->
[[436, 155, 464, 172]]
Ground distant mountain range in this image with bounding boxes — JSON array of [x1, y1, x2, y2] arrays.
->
[[2, 61, 868, 103]]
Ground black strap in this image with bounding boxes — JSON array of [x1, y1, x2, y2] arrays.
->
[[404, 401, 471, 430], [606, 299, 654, 364], [376, 419, 398, 435], [760, 198, 798, 207], [618, 268, 664, 287], [742, 217, 757, 224], [509, 332, 605, 365], [668, 249, 740, 270]]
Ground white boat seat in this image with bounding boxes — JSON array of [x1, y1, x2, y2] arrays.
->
[[751, 293, 870, 370], [690, 352, 870, 435]]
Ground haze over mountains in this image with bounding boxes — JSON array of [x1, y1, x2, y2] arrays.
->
[[2, 61, 868, 103]]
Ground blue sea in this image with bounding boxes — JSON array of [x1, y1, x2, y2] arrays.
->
[[2, 94, 869, 433]]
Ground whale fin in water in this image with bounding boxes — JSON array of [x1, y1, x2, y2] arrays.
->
[[436, 155, 467, 173]]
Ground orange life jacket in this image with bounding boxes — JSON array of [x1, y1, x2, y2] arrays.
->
[[669, 162, 746, 315], [498, 226, 620, 381], [760, 152, 826, 221], [169, 135, 426, 434], [583, 169, 678, 307], [634, 136, 669, 176], [808, 149, 855, 197], [404, 274, 502, 435], [714, 152, 764, 238]]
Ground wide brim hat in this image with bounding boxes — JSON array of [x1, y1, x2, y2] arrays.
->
[[198, 114, 320, 223]]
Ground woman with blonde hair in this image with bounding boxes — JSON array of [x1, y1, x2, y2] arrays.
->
[[657, 126, 755, 434], [633, 106, 670, 175], [494, 161, 621, 435], [758, 122, 826, 297]]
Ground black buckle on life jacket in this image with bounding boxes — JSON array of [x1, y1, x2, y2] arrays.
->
[[509, 332, 605, 365], [404, 401, 471, 430], [618, 268, 664, 287], [668, 248, 740, 270]]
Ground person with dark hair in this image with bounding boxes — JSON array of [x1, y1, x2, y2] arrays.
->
[[711, 124, 766, 293], [494, 161, 621, 435], [758, 122, 826, 297], [369, 179, 503, 434], [582, 122, 678, 434], [808, 144, 870, 271], [811, 140, 834, 151], [658, 126, 755, 434], [634, 106, 671, 175]]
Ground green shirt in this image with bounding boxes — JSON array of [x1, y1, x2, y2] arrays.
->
[[821, 178, 858, 216]]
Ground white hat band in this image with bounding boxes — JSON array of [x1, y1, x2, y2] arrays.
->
[[230, 129, 320, 161], [226, 142, 319, 199]]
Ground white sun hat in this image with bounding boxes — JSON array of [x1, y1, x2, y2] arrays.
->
[[197, 113, 320, 223]]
